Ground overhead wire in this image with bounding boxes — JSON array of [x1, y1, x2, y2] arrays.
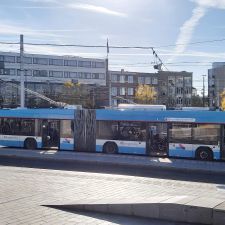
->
[[0, 37, 224, 49]]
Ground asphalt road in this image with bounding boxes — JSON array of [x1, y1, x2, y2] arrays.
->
[[0, 154, 225, 185]]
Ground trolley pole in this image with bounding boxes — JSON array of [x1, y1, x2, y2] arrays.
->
[[20, 34, 25, 108]]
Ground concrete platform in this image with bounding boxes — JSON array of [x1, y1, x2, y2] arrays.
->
[[213, 201, 225, 225], [0, 147, 225, 174], [46, 196, 225, 225]]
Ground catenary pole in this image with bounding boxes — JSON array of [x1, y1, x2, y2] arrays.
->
[[107, 39, 111, 107], [20, 34, 25, 108]]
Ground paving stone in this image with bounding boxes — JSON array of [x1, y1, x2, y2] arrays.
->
[[0, 164, 224, 224]]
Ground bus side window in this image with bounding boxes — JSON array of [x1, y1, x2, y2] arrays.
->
[[2, 121, 11, 135]]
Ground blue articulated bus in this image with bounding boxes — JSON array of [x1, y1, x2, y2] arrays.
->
[[0, 108, 75, 151], [0, 108, 225, 161], [96, 109, 225, 161]]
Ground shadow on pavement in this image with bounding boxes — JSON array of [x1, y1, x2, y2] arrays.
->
[[0, 155, 225, 185], [42, 205, 196, 225]]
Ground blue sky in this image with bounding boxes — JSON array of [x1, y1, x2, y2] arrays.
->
[[0, 0, 225, 93]]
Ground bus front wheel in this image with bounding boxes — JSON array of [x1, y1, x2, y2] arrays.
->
[[195, 147, 213, 161], [24, 138, 37, 150], [103, 142, 118, 154]]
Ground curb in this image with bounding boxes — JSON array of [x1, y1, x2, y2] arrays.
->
[[0, 149, 225, 175], [44, 197, 225, 225]]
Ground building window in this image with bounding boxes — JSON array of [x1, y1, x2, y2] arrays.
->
[[64, 60, 77, 67], [128, 76, 133, 83], [64, 72, 70, 78], [128, 87, 134, 96], [17, 57, 32, 64], [168, 86, 175, 95], [120, 75, 125, 83], [4, 56, 15, 63], [86, 73, 91, 79], [17, 69, 32, 76], [99, 73, 105, 79], [49, 58, 63, 66], [145, 77, 151, 84], [176, 87, 183, 95], [92, 73, 105, 79], [0, 69, 5, 75], [92, 61, 105, 68], [111, 87, 117, 96], [152, 77, 158, 85], [176, 97, 183, 104], [91, 73, 97, 79], [84, 73, 91, 79], [138, 77, 145, 84], [33, 57, 48, 65], [49, 71, 63, 78], [69, 72, 78, 78], [0, 55, 4, 61], [176, 76, 183, 85], [33, 70, 48, 77], [4, 69, 15, 75], [70, 72, 79, 78], [91, 73, 98, 79], [168, 76, 175, 86], [111, 74, 117, 82], [184, 77, 192, 86], [120, 87, 126, 95], [184, 87, 191, 94], [78, 61, 91, 68]]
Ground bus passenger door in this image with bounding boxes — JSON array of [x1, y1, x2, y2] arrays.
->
[[42, 120, 60, 149], [146, 123, 168, 157]]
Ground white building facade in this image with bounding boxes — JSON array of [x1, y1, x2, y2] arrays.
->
[[0, 51, 107, 107], [0, 51, 106, 85]]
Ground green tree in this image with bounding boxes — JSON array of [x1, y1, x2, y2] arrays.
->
[[135, 84, 157, 104], [191, 95, 203, 107], [220, 90, 225, 110], [59, 81, 93, 108]]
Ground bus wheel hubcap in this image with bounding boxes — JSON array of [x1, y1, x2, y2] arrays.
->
[[200, 151, 208, 159]]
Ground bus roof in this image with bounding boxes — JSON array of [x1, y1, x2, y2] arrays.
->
[[0, 108, 75, 120], [117, 104, 166, 110], [96, 109, 225, 124], [1, 108, 225, 124]]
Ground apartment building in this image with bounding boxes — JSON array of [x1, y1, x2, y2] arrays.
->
[[109, 70, 192, 108], [157, 71, 192, 108], [208, 62, 225, 108], [0, 51, 107, 107], [109, 70, 158, 106]]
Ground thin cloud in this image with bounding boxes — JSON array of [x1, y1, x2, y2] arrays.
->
[[168, 6, 206, 62], [67, 3, 127, 17], [192, 0, 225, 9], [0, 21, 79, 38], [169, 0, 225, 62]]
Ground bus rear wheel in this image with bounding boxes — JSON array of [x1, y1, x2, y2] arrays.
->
[[103, 142, 118, 154], [24, 138, 37, 150], [196, 147, 213, 161]]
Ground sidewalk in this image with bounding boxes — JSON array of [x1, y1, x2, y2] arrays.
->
[[1, 148, 225, 225], [0, 147, 225, 174]]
